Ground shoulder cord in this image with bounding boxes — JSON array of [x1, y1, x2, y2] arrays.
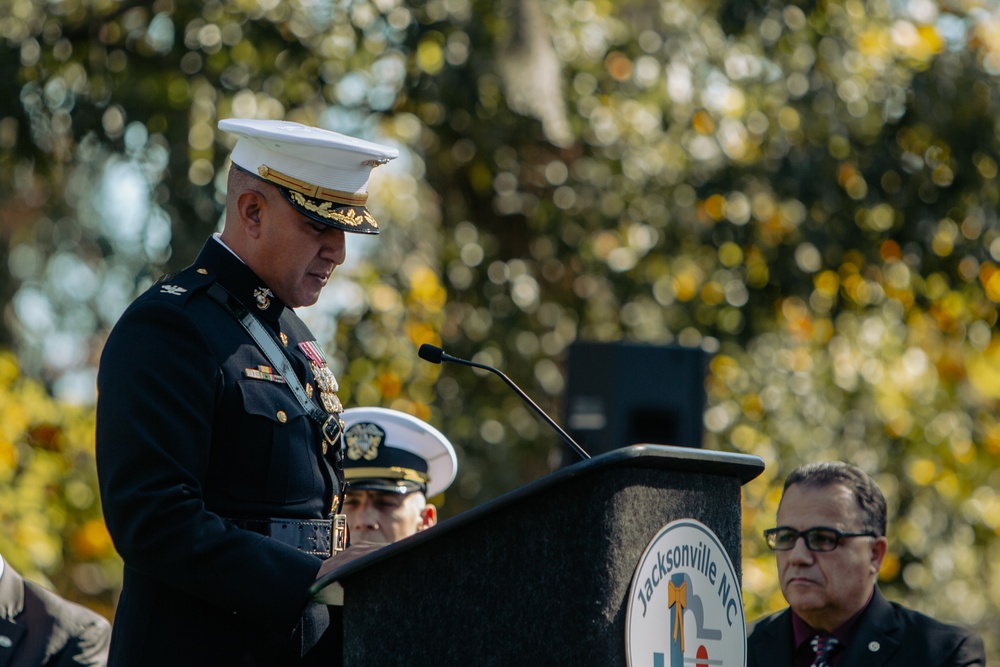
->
[[206, 283, 346, 513]]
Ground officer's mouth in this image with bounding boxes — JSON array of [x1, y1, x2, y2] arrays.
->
[[307, 269, 332, 285]]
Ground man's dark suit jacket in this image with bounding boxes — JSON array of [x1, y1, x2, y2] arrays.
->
[[747, 586, 984, 667], [0, 562, 110, 666]]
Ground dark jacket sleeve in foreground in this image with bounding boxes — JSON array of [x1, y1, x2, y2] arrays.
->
[[0, 563, 111, 667], [95, 295, 321, 630]]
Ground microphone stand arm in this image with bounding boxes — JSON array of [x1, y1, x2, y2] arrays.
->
[[443, 352, 591, 460]]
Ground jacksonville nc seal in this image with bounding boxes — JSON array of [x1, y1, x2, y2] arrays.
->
[[625, 519, 746, 667]]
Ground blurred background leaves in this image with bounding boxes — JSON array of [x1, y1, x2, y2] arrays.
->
[[1, 0, 999, 656], [0, 350, 117, 618]]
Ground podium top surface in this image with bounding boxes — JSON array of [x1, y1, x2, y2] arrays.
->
[[311, 444, 764, 593]]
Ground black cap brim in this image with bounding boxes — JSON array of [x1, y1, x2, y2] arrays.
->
[[281, 187, 380, 234], [346, 478, 425, 495]]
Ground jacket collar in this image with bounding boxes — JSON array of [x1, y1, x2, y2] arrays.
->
[[750, 586, 902, 667], [838, 586, 901, 666], [196, 237, 287, 326]]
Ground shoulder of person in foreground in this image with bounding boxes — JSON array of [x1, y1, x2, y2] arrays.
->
[[22, 575, 111, 667]]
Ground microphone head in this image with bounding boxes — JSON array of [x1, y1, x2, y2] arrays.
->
[[418, 343, 444, 364]]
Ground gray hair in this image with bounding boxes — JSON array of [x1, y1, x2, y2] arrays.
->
[[783, 461, 887, 537]]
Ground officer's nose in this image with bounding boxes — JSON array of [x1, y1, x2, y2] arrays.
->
[[321, 228, 347, 266], [351, 498, 379, 529], [787, 535, 815, 565]]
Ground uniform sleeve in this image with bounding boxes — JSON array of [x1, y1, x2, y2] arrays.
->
[[32, 584, 111, 667], [95, 297, 321, 629]]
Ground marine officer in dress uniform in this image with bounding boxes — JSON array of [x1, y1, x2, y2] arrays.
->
[[339, 407, 458, 545], [95, 118, 397, 666]]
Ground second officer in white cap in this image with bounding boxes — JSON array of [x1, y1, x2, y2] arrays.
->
[[341, 407, 458, 545]]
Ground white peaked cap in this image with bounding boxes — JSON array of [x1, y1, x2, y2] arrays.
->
[[219, 118, 399, 234], [340, 407, 458, 498]]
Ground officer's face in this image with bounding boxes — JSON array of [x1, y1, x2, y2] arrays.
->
[[344, 489, 435, 544], [253, 191, 347, 308], [774, 483, 887, 632]]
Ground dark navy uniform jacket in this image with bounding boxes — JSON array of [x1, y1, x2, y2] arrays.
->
[[96, 238, 342, 666]]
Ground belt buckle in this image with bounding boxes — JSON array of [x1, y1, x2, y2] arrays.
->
[[333, 514, 348, 554]]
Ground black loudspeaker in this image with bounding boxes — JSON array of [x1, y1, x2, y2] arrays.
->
[[564, 341, 709, 457]]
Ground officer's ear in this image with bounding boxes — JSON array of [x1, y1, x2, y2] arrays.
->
[[236, 189, 266, 238], [418, 503, 437, 531]]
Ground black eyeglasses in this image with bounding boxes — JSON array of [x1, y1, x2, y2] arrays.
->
[[764, 526, 879, 552]]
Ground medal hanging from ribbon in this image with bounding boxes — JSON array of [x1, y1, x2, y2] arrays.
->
[[206, 283, 348, 518], [300, 342, 348, 510], [298, 341, 343, 415]]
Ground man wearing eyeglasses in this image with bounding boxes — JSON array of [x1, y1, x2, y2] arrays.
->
[[747, 461, 984, 667]]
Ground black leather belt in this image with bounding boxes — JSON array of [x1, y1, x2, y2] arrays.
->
[[227, 516, 347, 559]]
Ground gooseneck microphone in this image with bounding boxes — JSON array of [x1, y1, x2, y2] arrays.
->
[[418, 343, 591, 460]]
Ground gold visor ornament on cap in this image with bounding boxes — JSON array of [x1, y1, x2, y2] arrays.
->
[[218, 118, 399, 235], [260, 165, 381, 231]]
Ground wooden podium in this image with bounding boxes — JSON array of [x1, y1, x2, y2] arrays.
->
[[312, 444, 764, 666]]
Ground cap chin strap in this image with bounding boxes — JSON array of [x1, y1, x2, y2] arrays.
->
[[257, 164, 368, 206], [346, 466, 429, 486]]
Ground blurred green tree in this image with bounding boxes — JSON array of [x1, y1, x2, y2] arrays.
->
[[0, 349, 118, 620]]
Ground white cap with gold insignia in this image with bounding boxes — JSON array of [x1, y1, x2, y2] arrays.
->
[[219, 118, 399, 234], [340, 407, 458, 498]]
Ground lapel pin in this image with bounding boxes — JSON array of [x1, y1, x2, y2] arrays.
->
[[254, 286, 273, 310]]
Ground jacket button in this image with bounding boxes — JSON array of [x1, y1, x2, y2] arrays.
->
[[276, 410, 287, 423], [0, 635, 12, 648]]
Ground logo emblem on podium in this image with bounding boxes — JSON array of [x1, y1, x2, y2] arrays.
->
[[625, 519, 746, 667]]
